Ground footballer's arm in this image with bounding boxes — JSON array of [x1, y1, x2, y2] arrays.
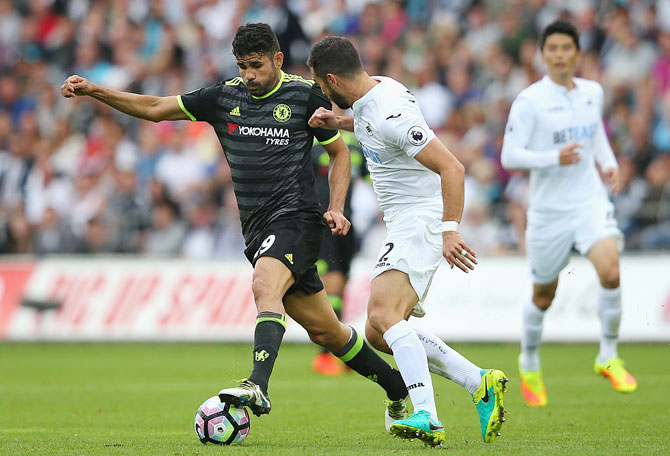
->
[[308, 107, 354, 132], [501, 95, 579, 170], [414, 138, 476, 273], [60, 74, 189, 122], [593, 120, 622, 194], [322, 136, 352, 236]]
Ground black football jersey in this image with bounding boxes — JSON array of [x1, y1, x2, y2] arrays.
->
[[179, 72, 340, 245]]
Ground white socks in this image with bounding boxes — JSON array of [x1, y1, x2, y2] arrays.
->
[[383, 321, 438, 419], [413, 327, 482, 394], [597, 286, 622, 363], [520, 300, 545, 372]]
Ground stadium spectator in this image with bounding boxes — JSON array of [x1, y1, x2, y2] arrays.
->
[[412, 56, 453, 130], [0, 74, 35, 126], [143, 198, 186, 256], [102, 167, 146, 253], [32, 206, 78, 255], [4, 209, 32, 254], [0, 0, 668, 258]]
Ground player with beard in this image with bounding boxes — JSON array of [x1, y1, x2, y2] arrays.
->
[[307, 36, 508, 447], [61, 23, 410, 428]]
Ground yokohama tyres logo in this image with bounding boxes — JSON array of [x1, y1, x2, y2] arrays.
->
[[226, 123, 290, 145], [227, 123, 288, 138]]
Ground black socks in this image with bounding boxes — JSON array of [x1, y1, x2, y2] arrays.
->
[[247, 312, 286, 394]]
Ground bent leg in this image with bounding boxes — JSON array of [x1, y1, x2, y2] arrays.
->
[[284, 289, 407, 401], [284, 289, 349, 351]]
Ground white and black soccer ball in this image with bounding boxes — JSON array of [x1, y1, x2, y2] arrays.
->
[[194, 396, 250, 445]]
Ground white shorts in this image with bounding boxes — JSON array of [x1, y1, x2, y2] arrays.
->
[[526, 199, 623, 285], [370, 211, 444, 318]]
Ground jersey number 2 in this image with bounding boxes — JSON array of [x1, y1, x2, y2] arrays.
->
[[378, 242, 394, 262]]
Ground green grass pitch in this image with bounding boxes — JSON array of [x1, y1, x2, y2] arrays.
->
[[1, 342, 668, 455]]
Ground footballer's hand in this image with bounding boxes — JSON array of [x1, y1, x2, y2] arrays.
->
[[602, 167, 622, 194], [60, 75, 93, 98], [308, 107, 339, 129], [323, 210, 351, 236], [559, 143, 581, 165], [443, 231, 477, 273]]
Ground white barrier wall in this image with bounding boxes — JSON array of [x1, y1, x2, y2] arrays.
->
[[395, 255, 670, 342], [0, 255, 668, 341]]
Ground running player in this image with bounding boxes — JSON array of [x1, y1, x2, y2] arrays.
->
[[307, 36, 508, 447], [501, 20, 637, 407], [311, 131, 367, 376], [60, 23, 409, 425]]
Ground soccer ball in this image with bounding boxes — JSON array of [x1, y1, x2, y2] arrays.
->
[[194, 396, 250, 445]]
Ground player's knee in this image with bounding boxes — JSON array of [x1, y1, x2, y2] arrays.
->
[[364, 323, 387, 353], [532, 293, 554, 310], [367, 305, 392, 335], [600, 264, 620, 289], [368, 288, 410, 335], [251, 275, 279, 308]]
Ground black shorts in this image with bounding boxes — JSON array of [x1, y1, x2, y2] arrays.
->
[[316, 226, 357, 277], [244, 213, 326, 296]]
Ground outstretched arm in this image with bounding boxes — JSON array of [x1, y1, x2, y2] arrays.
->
[[60, 75, 189, 122]]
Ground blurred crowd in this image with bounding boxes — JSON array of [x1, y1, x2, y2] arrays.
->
[[0, 0, 669, 259]]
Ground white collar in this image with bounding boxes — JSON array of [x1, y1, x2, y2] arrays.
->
[[542, 74, 580, 93], [352, 76, 386, 112]]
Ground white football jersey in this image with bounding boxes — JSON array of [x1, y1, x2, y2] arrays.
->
[[501, 75, 617, 214], [352, 76, 440, 222]]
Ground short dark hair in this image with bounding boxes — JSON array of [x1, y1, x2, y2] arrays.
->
[[232, 23, 280, 58], [540, 20, 580, 51], [308, 36, 364, 80]]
